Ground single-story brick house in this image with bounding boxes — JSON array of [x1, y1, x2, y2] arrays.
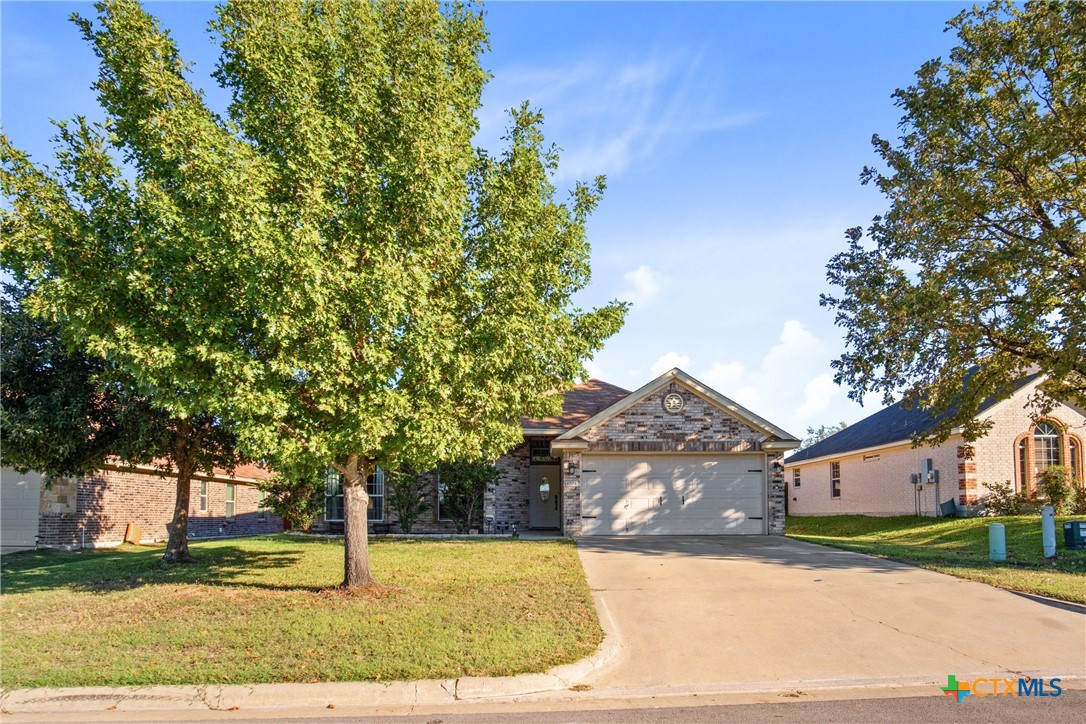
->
[[0, 461, 282, 552], [321, 367, 800, 536], [784, 374, 1086, 517]]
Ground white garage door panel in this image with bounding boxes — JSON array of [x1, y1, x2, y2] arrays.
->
[[581, 455, 764, 535], [1, 467, 42, 552]]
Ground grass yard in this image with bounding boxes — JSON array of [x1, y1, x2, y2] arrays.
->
[[0, 535, 602, 690], [787, 515, 1086, 605]]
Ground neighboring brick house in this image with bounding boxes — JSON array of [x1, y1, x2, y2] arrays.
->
[[1, 461, 282, 552], [784, 375, 1086, 517], [320, 368, 800, 536]]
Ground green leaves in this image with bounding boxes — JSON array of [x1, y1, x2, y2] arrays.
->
[[2, 0, 624, 580], [824, 0, 1086, 442]]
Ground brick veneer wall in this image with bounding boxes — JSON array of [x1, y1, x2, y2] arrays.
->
[[970, 384, 1086, 498], [786, 442, 957, 516], [37, 468, 282, 549], [488, 441, 532, 532], [561, 382, 786, 536]]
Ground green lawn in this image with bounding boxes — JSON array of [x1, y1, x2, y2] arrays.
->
[[0, 535, 602, 690], [787, 515, 1086, 604]]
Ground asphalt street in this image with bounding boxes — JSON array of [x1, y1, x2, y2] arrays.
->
[[107, 690, 1086, 724]]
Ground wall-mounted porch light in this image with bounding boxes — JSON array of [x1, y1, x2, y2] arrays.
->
[[565, 460, 578, 476]]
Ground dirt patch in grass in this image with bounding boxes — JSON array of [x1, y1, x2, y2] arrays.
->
[[787, 514, 1086, 604], [0, 535, 602, 689]]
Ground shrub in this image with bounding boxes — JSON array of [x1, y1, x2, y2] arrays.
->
[[1073, 484, 1086, 515], [260, 472, 326, 530], [1037, 466, 1075, 514], [385, 468, 432, 534], [982, 480, 1027, 516], [437, 460, 499, 533]]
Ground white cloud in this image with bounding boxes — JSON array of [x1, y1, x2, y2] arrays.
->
[[690, 320, 864, 436], [651, 351, 690, 377], [620, 265, 663, 307], [479, 54, 760, 181], [583, 358, 605, 382], [700, 361, 745, 392], [796, 373, 839, 419]]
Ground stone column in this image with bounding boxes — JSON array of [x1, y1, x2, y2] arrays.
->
[[561, 451, 583, 537], [767, 452, 786, 535]]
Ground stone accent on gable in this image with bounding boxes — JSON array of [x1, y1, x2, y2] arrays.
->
[[578, 382, 766, 453]]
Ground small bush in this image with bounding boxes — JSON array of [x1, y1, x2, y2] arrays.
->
[[1037, 466, 1075, 514], [1073, 484, 1086, 515], [982, 480, 1027, 516], [385, 468, 432, 534]]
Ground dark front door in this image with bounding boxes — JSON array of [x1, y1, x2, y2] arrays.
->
[[529, 465, 561, 529]]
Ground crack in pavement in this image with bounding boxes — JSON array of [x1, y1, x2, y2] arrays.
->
[[818, 587, 1012, 674]]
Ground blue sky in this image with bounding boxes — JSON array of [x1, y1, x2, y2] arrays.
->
[[1, 1, 971, 438]]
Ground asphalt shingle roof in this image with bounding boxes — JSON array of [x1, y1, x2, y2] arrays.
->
[[786, 373, 1042, 464], [520, 379, 630, 431]]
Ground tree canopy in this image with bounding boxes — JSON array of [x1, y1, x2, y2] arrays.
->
[[0, 282, 246, 562], [823, 0, 1086, 442], [1, 0, 625, 585]]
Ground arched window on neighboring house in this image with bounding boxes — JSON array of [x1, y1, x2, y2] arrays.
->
[[1034, 421, 1062, 472], [1017, 437, 1029, 493], [1070, 436, 1082, 483]]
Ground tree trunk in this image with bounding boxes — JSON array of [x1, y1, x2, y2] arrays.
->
[[342, 454, 375, 587], [163, 443, 197, 564]]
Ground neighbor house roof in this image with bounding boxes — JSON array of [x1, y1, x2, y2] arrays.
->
[[104, 458, 272, 484], [785, 372, 1043, 465], [520, 379, 631, 431]]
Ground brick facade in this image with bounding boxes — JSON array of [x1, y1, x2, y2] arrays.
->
[[317, 374, 796, 538], [536, 380, 788, 536], [786, 380, 1086, 516], [37, 467, 282, 549]]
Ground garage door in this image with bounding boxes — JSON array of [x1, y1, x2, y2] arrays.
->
[[1, 467, 42, 553], [580, 454, 765, 535]]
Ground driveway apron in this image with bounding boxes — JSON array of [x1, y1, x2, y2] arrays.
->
[[576, 536, 1086, 691]]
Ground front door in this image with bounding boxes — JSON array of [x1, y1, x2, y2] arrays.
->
[[529, 465, 561, 529]]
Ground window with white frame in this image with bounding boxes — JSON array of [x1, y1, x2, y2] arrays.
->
[[830, 462, 841, 498], [325, 467, 385, 522], [1017, 438, 1028, 492], [436, 470, 452, 521], [225, 484, 236, 519], [1034, 421, 1061, 471], [367, 468, 385, 522], [325, 467, 344, 522], [792, 469, 801, 488], [1070, 437, 1081, 483], [199, 481, 208, 513]]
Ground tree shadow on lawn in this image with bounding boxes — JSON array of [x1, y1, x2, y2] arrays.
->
[[0, 538, 327, 595]]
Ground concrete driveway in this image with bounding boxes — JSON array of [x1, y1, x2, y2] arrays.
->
[[576, 536, 1086, 693]]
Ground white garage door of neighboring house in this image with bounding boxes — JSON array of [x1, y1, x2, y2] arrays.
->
[[1, 467, 42, 553], [580, 454, 765, 535]]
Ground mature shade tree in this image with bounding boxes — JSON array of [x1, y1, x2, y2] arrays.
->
[[822, 0, 1085, 442], [0, 283, 247, 562], [798, 422, 849, 451], [1, 0, 625, 586]]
